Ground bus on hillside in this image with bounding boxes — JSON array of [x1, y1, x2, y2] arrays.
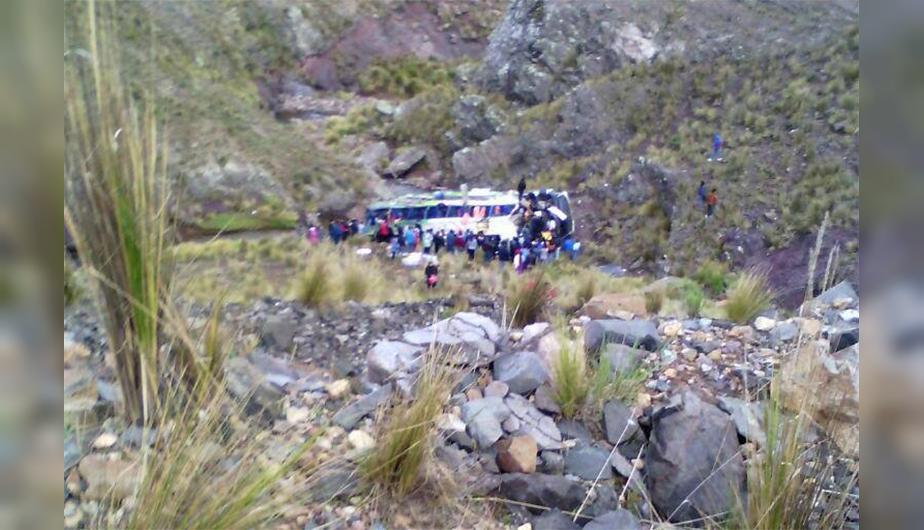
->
[[365, 187, 573, 240]]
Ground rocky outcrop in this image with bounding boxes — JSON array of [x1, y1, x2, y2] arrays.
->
[[492, 350, 549, 394], [479, 0, 856, 105], [495, 473, 586, 513], [646, 390, 746, 523]]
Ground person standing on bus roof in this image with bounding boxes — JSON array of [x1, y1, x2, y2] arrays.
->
[[517, 176, 526, 201]]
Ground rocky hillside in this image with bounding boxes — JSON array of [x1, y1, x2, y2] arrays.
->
[[67, 0, 858, 302], [65, 279, 860, 528]]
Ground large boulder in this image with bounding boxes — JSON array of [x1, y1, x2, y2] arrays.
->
[[448, 95, 504, 148], [383, 146, 427, 179], [495, 473, 586, 513], [584, 319, 660, 353], [493, 351, 549, 394], [646, 391, 746, 523], [780, 340, 858, 455], [403, 312, 500, 365], [717, 396, 766, 447]]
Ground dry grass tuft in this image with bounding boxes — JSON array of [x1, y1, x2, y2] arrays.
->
[[360, 348, 457, 498], [507, 269, 555, 327], [94, 381, 317, 529], [724, 269, 774, 323]]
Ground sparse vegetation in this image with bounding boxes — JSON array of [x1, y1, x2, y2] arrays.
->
[[684, 284, 705, 317], [551, 342, 589, 419], [645, 290, 664, 315], [358, 56, 453, 98], [552, 338, 647, 420], [725, 269, 774, 323], [361, 348, 457, 498], [695, 260, 729, 296], [294, 254, 331, 308]]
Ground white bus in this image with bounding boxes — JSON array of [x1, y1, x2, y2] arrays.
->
[[365, 187, 573, 240]]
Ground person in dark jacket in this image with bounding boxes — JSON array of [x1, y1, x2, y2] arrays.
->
[[328, 221, 342, 244], [517, 176, 527, 200], [697, 180, 707, 205], [446, 230, 457, 253], [424, 259, 439, 289]]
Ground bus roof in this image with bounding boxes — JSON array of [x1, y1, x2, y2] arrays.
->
[[367, 189, 520, 210]]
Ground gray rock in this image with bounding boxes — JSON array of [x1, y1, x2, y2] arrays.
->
[[717, 396, 766, 446], [505, 393, 563, 449], [540, 450, 565, 475], [564, 446, 613, 480], [584, 319, 660, 353], [558, 419, 593, 444], [495, 473, 586, 513], [584, 509, 641, 530], [534, 383, 562, 414], [366, 341, 422, 384], [332, 384, 393, 430], [307, 465, 358, 503], [522, 322, 552, 345], [532, 509, 580, 530], [357, 141, 389, 172], [813, 280, 858, 307], [646, 390, 746, 523], [261, 312, 299, 351], [383, 146, 427, 178], [827, 323, 859, 352], [484, 380, 510, 398], [584, 485, 621, 518], [450, 95, 504, 147], [249, 352, 301, 389], [493, 351, 549, 394], [224, 356, 285, 419], [403, 313, 498, 364], [769, 321, 799, 347], [462, 397, 511, 448], [602, 400, 640, 445], [600, 343, 645, 372], [95, 379, 123, 404]]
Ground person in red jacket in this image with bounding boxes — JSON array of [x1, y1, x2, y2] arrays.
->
[[705, 188, 718, 217]]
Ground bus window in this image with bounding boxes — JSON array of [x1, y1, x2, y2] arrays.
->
[[500, 204, 514, 215], [407, 207, 424, 221], [425, 205, 443, 219]]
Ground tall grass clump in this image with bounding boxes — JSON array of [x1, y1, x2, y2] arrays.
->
[[551, 342, 589, 419], [740, 379, 858, 530], [65, 0, 195, 423], [294, 254, 331, 307], [684, 284, 705, 317], [644, 289, 664, 315], [360, 348, 456, 498], [340, 262, 370, 302], [724, 269, 774, 323], [98, 381, 317, 530], [552, 339, 647, 420], [574, 273, 597, 309], [507, 269, 555, 327]]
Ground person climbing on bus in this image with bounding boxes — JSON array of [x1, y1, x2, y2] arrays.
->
[[517, 176, 527, 201], [705, 188, 718, 218], [424, 258, 439, 289]]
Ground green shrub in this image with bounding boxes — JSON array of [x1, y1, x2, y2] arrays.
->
[[725, 270, 774, 323], [551, 343, 589, 419], [357, 56, 452, 98], [695, 260, 729, 295], [684, 285, 705, 318], [507, 269, 555, 327]]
